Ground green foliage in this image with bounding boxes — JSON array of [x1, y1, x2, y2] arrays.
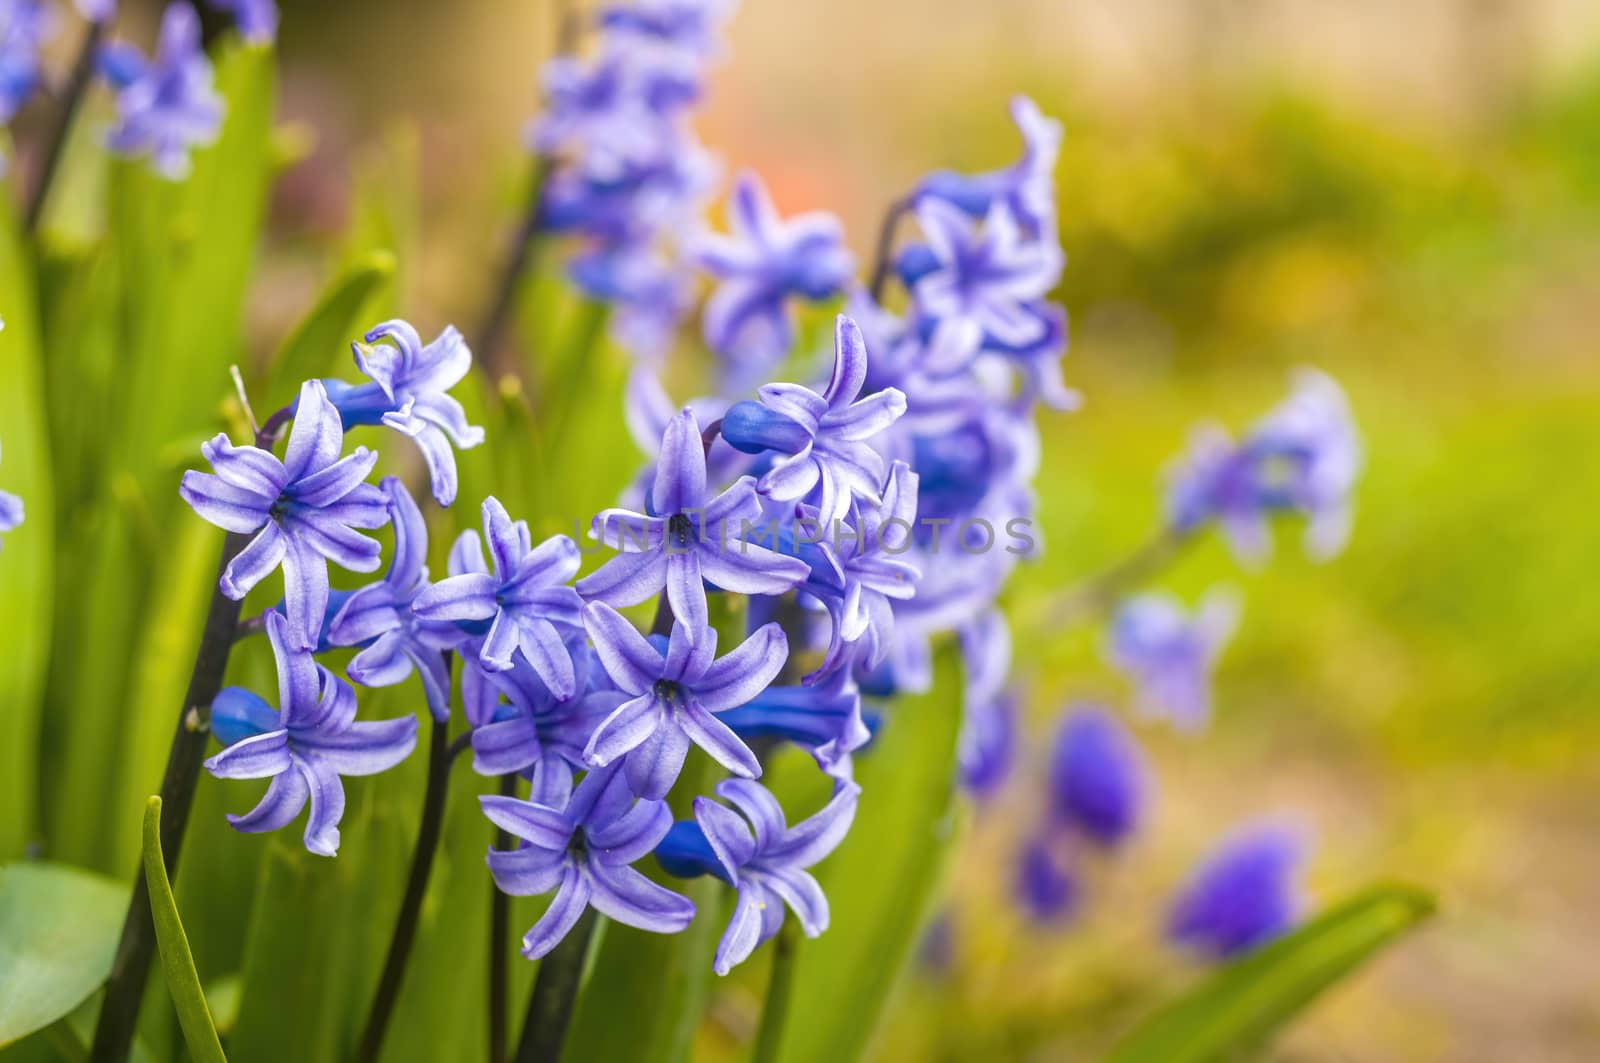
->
[[0, 863, 127, 1046], [141, 799, 227, 1063], [1107, 883, 1436, 1063]]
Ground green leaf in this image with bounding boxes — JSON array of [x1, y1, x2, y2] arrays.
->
[[0, 863, 129, 1046], [0, 174, 56, 860], [258, 249, 396, 412], [1107, 882, 1437, 1063], [141, 798, 228, 1063], [769, 644, 966, 1063]]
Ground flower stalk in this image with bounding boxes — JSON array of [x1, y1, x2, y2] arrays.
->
[[513, 907, 600, 1063], [750, 922, 800, 1063]]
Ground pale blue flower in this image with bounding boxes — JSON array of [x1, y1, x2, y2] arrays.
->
[[98, 4, 223, 179]]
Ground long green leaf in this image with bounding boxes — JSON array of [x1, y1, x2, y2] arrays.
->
[[0, 863, 128, 1046], [1107, 882, 1436, 1063], [141, 797, 228, 1063], [0, 171, 56, 861], [770, 644, 966, 1063]]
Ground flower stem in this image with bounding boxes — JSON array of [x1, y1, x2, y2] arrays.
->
[[867, 196, 913, 303], [355, 713, 455, 1063], [750, 922, 800, 1063], [25, 19, 105, 234], [89, 530, 252, 1063], [488, 771, 519, 1063], [513, 907, 599, 1063], [1039, 526, 1194, 627]]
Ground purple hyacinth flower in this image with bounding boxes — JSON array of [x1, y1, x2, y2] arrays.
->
[[577, 406, 809, 643], [1047, 705, 1146, 849], [326, 478, 461, 722], [1167, 820, 1308, 960], [179, 379, 390, 651], [906, 199, 1063, 374], [720, 315, 908, 530], [205, 0, 277, 44], [0, 440, 22, 552], [482, 764, 695, 961], [411, 497, 584, 696], [717, 666, 871, 782], [1016, 836, 1079, 923], [98, 4, 223, 180], [204, 612, 418, 856], [598, 0, 735, 60], [533, 50, 680, 180], [1166, 370, 1361, 563], [692, 779, 858, 974], [322, 320, 485, 508], [689, 171, 855, 366], [914, 96, 1062, 239], [470, 645, 628, 799], [1108, 589, 1238, 732], [581, 601, 786, 799], [0, 0, 54, 124], [957, 609, 1016, 799]]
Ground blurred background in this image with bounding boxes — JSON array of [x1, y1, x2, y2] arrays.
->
[[71, 0, 1600, 1058]]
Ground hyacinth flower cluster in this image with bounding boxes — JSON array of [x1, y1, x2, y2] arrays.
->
[[531, 0, 735, 357]]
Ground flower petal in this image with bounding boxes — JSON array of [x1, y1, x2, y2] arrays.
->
[[695, 623, 788, 712]]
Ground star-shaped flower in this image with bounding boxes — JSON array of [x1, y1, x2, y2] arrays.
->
[[689, 170, 855, 367], [204, 612, 418, 856], [581, 601, 787, 799], [576, 405, 809, 642], [323, 319, 485, 508], [179, 379, 390, 651], [693, 779, 858, 975], [98, 3, 224, 180], [905, 199, 1062, 374], [482, 765, 695, 961], [720, 315, 907, 530], [1108, 589, 1238, 732], [412, 496, 585, 696], [914, 95, 1062, 239], [326, 477, 461, 721]]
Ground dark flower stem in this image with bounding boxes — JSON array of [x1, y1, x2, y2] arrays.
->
[[750, 922, 800, 1063], [513, 907, 599, 1063], [89, 531, 251, 1063], [1043, 525, 1194, 627], [488, 771, 519, 1063], [355, 709, 455, 1063], [867, 196, 913, 303], [25, 19, 105, 234], [90, 417, 291, 1063]]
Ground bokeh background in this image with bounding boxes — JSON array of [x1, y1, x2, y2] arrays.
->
[[67, 0, 1600, 1058]]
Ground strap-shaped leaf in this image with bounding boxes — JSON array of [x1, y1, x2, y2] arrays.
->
[[0, 863, 127, 1046], [1108, 882, 1436, 1063], [260, 250, 396, 412], [142, 797, 228, 1063]]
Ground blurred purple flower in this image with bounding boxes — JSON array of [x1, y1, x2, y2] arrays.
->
[[179, 379, 389, 651], [0, 439, 22, 551], [1047, 705, 1146, 849], [75, 0, 115, 23], [204, 612, 418, 856], [327, 478, 460, 722], [1, 0, 54, 123], [599, 0, 736, 60], [914, 95, 1062, 239], [577, 406, 808, 642], [206, 0, 276, 43], [1016, 836, 1079, 923], [412, 497, 584, 696], [581, 601, 787, 798], [98, 4, 223, 180], [720, 315, 907, 529], [1109, 588, 1238, 732], [1167, 369, 1361, 563], [689, 170, 855, 367], [903, 199, 1062, 374], [1167, 820, 1307, 960], [692, 779, 858, 974], [717, 666, 871, 782], [957, 609, 1016, 799], [482, 765, 695, 960]]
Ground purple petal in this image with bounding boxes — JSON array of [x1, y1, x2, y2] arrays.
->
[[585, 860, 695, 933], [516, 617, 577, 700], [663, 621, 716, 685], [327, 582, 400, 647], [344, 630, 412, 687], [693, 796, 756, 879], [479, 794, 573, 850], [204, 730, 291, 780], [412, 572, 499, 622], [265, 611, 320, 715], [677, 701, 761, 779], [282, 380, 345, 482], [291, 448, 379, 507], [587, 800, 674, 864], [695, 623, 788, 712], [180, 471, 271, 535], [664, 551, 709, 645], [713, 885, 767, 976], [478, 610, 521, 672], [200, 434, 286, 497], [520, 866, 592, 961], [381, 477, 428, 589], [582, 602, 663, 694], [299, 716, 418, 776], [226, 769, 310, 835], [472, 717, 544, 776], [219, 522, 286, 600], [769, 783, 859, 868], [652, 407, 707, 516], [505, 534, 581, 590], [622, 721, 691, 800], [764, 868, 829, 936], [591, 509, 667, 553], [575, 549, 667, 606], [824, 315, 869, 410], [696, 540, 809, 598], [826, 389, 906, 442], [298, 760, 347, 857], [584, 694, 665, 768], [280, 538, 331, 651], [714, 779, 788, 851], [481, 497, 524, 579], [487, 844, 569, 897]]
